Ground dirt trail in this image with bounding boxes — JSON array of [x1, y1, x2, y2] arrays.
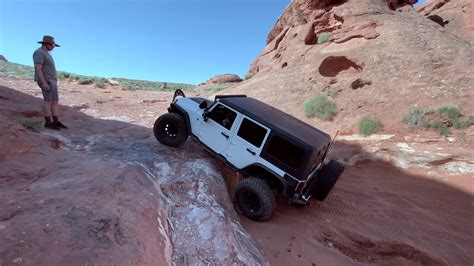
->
[[239, 147, 473, 265]]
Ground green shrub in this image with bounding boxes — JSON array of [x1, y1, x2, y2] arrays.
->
[[208, 84, 229, 94], [420, 119, 431, 129], [359, 116, 382, 136], [21, 120, 42, 133], [57, 71, 71, 80], [402, 107, 431, 129], [466, 116, 474, 126], [470, 40, 474, 47], [435, 106, 461, 120], [245, 72, 254, 80], [0, 61, 35, 79], [303, 95, 337, 120], [403, 105, 474, 136], [430, 120, 451, 136], [434, 105, 474, 129], [78, 77, 94, 85], [95, 78, 109, 88], [454, 115, 474, 129], [317, 32, 330, 44]]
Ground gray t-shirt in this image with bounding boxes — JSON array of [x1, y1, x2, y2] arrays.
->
[[33, 47, 57, 82]]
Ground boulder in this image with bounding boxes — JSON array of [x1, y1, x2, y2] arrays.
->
[[209, 74, 242, 83]]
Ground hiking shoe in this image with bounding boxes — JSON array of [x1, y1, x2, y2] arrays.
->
[[45, 122, 61, 130], [53, 121, 68, 129]]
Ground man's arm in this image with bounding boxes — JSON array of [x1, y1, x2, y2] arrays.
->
[[34, 64, 49, 90]]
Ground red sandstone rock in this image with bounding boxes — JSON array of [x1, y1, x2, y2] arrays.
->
[[418, 0, 474, 41], [0, 78, 267, 265], [208, 73, 243, 83]]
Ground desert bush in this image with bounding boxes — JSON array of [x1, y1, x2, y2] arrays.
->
[[429, 120, 451, 136], [0, 61, 35, 79], [69, 75, 80, 81], [359, 116, 382, 136], [317, 32, 330, 44], [95, 78, 109, 88], [21, 120, 42, 133], [434, 105, 470, 129], [78, 77, 94, 85], [303, 95, 337, 120], [435, 105, 461, 120], [466, 116, 474, 126], [208, 84, 230, 94], [434, 105, 474, 129], [57, 71, 71, 80], [403, 105, 474, 136], [402, 107, 431, 129], [245, 72, 254, 80]]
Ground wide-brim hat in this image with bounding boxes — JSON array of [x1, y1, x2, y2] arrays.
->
[[38, 35, 60, 47]]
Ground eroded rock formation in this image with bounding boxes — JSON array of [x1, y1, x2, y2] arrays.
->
[[418, 0, 474, 41], [230, 0, 473, 136]]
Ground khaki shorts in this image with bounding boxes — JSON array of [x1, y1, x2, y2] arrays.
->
[[38, 79, 59, 101]]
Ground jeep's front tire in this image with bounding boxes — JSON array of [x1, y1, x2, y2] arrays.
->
[[153, 113, 188, 147], [235, 177, 276, 222]]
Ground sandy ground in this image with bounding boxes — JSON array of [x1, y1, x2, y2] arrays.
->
[[239, 157, 473, 265], [1, 76, 473, 265]]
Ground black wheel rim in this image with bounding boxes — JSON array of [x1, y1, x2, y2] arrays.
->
[[241, 190, 261, 213], [164, 123, 178, 137]]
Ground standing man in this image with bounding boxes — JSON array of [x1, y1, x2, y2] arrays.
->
[[33, 35, 68, 130]]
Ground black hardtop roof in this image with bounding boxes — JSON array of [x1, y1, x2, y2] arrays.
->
[[217, 96, 330, 149]]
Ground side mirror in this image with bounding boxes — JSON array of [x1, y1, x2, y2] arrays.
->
[[199, 101, 208, 109]]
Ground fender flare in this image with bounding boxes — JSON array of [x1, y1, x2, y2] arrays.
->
[[240, 164, 289, 197], [168, 103, 192, 135]]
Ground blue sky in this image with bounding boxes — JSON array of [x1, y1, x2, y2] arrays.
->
[[0, 0, 289, 85], [1, 0, 426, 85]]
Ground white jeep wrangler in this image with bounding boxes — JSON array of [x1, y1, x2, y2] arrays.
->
[[153, 90, 344, 221]]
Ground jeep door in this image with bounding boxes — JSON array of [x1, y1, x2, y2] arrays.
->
[[197, 103, 238, 154], [224, 116, 270, 169]]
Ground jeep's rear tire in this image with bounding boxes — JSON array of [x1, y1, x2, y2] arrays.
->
[[311, 160, 345, 201], [153, 113, 188, 147], [235, 177, 276, 222]]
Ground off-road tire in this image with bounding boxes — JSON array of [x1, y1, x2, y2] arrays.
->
[[153, 113, 188, 147], [235, 177, 276, 221], [311, 160, 345, 201]]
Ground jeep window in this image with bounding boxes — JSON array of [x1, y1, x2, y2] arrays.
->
[[207, 104, 237, 130], [266, 135, 304, 170], [237, 118, 267, 147]]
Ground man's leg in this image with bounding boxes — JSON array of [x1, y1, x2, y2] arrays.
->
[[50, 84, 68, 129], [51, 100, 59, 117], [40, 82, 60, 130], [42, 100, 52, 121], [43, 100, 59, 130]]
